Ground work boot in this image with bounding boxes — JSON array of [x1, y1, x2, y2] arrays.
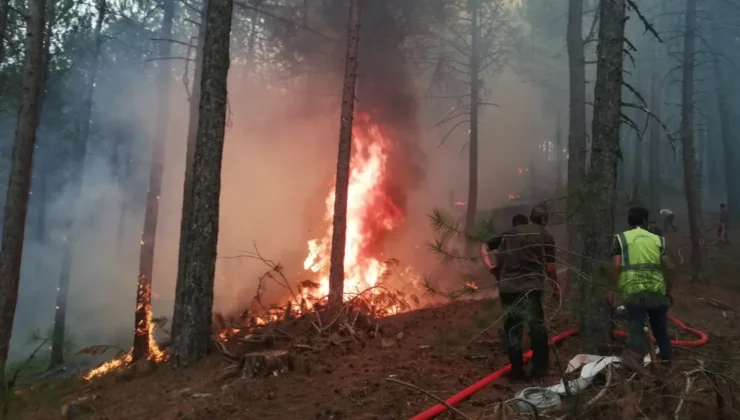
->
[[530, 368, 547, 382], [508, 368, 527, 383]]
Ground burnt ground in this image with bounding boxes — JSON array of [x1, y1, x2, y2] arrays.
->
[[10, 215, 740, 420]]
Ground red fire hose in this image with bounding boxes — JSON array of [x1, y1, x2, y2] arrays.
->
[[410, 314, 707, 420]]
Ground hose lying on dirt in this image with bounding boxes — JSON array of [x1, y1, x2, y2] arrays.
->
[[409, 315, 708, 420]]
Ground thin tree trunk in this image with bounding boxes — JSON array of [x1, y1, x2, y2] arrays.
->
[[170, 0, 232, 367], [680, 0, 706, 282], [648, 38, 662, 219], [326, 0, 361, 311], [35, 169, 46, 242], [464, 0, 479, 246], [580, 0, 625, 349], [115, 131, 133, 250], [713, 39, 738, 221], [49, 0, 105, 368], [0, 0, 46, 384], [566, 0, 587, 269], [132, 0, 175, 363]]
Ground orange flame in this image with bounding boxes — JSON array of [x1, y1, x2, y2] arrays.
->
[[302, 114, 406, 306], [83, 289, 166, 380]]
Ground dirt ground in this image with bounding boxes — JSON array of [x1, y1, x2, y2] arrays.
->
[[10, 216, 740, 420]]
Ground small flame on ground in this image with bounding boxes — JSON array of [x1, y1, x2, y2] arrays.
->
[[83, 289, 166, 380]]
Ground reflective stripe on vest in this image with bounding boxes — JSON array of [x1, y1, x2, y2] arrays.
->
[[616, 228, 665, 295]]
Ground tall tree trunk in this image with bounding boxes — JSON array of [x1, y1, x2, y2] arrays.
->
[[580, 0, 625, 349], [713, 39, 738, 221], [170, 0, 232, 367], [464, 0, 480, 247], [49, 0, 105, 368], [631, 104, 643, 201], [326, 0, 361, 311], [566, 0, 587, 269], [0, 0, 46, 384], [648, 39, 662, 219], [555, 112, 563, 196], [0, 0, 9, 67], [176, 0, 207, 304], [680, 0, 706, 282], [32, 0, 55, 244], [132, 0, 175, 363]]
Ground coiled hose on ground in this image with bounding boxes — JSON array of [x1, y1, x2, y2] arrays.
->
[[410, 315, 708, 420]]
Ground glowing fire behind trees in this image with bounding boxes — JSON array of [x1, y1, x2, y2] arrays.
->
[[302, 113, 410, 308]]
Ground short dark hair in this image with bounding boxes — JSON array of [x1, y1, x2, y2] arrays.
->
[[628, 206, 649, 227], [530, 205, 549, 225], [720, 203, 726, 208], [512, 214, 529, 226]]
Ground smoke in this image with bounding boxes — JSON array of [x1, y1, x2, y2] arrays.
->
[[3, 0, 559, 362]]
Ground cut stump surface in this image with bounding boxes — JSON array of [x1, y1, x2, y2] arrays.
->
[[239, 350, 293, 378]]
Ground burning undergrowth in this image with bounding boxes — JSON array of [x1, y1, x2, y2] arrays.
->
[[213, 113, 427, 357]]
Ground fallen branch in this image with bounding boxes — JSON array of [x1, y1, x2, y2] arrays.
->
[[675, 372, 697, 419], [385, 377, 473, 420]]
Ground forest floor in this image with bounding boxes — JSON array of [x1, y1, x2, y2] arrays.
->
[[9, 215, 740, 420]]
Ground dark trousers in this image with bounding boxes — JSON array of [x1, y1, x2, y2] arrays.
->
[[625, 300, 674, 362], [499, 291, 549, 375], [718, 223, 730, 243], [664, 213, 677, 232]]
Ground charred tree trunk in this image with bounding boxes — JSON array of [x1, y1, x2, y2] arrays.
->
[[580, 0, 625, 349], [170, 0, 232, 367], [132, 0, 175, 363], [50, 0, 105, 368], [679, 0, 706, 282], [326, 0, 361, 311], [713, 39, 738, 221], [648, 39, 662, 219], [464, 0, 480, 246], [566, 0, 587, 268], [0, 0, 46, 384]]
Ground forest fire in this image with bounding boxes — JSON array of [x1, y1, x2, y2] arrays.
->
[[302, 113, 411, 313], [82, 311, 166, 380]]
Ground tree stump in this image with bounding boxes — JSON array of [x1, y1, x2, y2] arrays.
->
[[61, 395, 97, 419], [238, 350, 293, 378]]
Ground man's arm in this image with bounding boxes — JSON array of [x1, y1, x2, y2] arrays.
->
[[660, 239, 675, 297], [481, 236, 503, 271], [480, 243, 494, 270]]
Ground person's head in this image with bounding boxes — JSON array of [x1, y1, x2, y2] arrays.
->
[[530, 205, 549, 226], [628, 206, 649, 228], [720, 203, 726, 209], [512, 214, 529, 227]]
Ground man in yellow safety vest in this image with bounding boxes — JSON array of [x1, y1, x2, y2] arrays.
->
[[609, 206, 675, 364]]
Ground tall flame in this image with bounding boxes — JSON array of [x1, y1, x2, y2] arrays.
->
[[303, 114, 404, 300]]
